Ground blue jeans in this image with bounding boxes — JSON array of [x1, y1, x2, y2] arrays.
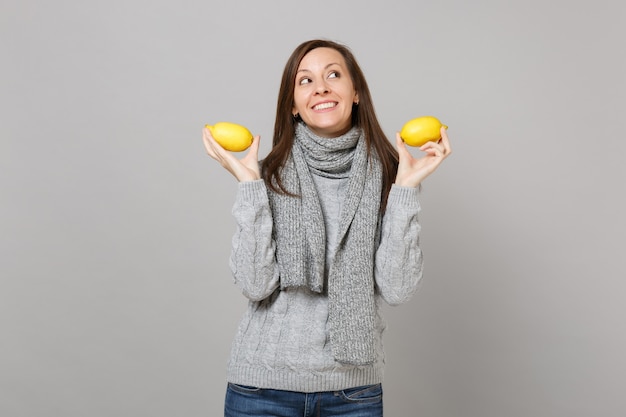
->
[[224, 383, 383, 417]]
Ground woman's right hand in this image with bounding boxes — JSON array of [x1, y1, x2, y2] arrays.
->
[[202, 126, 261, 182]]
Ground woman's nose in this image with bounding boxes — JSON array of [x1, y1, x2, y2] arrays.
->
[[315, 80, 330, 95]]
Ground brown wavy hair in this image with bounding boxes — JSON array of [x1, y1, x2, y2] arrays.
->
[[261, 39, 399, 209]]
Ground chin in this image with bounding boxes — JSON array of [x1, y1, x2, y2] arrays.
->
[[307, 120, 351, 138]]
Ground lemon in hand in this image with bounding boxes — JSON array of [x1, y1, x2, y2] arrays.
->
[[205, 122, 253, 152], [400, 116, 448, 147]]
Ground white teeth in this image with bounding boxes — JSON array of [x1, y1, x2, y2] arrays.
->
[[314, 102, 336, 110]]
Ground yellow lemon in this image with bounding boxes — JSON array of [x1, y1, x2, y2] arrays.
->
[[400, 116, 448, 147], [205, 122, 253, 152]]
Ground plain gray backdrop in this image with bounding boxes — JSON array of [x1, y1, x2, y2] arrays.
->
[[2, 0, 625, 416]]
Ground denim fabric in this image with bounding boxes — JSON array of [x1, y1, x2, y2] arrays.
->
[[224, 383, 383, 417]]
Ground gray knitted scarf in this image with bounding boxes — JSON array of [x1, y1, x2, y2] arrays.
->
[[267, 122, 383, 365]]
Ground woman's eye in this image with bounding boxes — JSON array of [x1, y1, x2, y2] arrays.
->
[[299, 77, 312, 85], [328, 71, 339, 79]]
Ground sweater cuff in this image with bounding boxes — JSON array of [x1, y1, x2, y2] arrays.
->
[[387, 184, 421, 210], [236, 179, 268, 204]]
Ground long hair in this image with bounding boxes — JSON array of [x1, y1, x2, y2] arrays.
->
[[261, 39, 399, 209]]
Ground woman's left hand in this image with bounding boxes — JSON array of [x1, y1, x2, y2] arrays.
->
[[394, 126, 452, 187]]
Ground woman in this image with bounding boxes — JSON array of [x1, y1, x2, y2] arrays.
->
[[203, 39, 451, 416]]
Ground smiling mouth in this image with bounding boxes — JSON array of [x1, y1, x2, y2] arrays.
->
[[313, 102, 337, 110]]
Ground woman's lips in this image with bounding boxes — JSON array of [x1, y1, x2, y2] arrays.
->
[[312, 101, 337, 111]]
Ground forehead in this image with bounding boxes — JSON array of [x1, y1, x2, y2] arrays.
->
[[297, 47, 347, 70]]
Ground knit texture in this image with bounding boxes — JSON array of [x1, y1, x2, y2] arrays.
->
[[267, 122, 382, 365], [227, 180, 424, 392]]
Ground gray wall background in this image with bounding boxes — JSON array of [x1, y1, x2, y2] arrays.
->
[[2, 0, 625, 416]]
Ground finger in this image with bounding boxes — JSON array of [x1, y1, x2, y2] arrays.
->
[[249, 134, 261, 155], [422, 146, 442, 158], [440, 126, 452, 156], [202, 127, 220, 155], [395, 132, 411, 159], [241, 135, 261, 167], [203, 127, 233, 164], [420, 140, 444, 156]]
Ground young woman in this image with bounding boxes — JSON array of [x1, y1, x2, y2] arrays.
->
[[203, 39, 451, 416]]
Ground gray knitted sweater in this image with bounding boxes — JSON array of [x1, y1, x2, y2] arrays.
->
[[226, 175, 423, 393]]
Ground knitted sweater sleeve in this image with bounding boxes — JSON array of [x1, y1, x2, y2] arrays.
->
[[229, 179, 280, 301], [374, 185, 424, 306]]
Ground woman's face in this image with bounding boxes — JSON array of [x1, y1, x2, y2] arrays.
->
[[292, 47, 358, 138]]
